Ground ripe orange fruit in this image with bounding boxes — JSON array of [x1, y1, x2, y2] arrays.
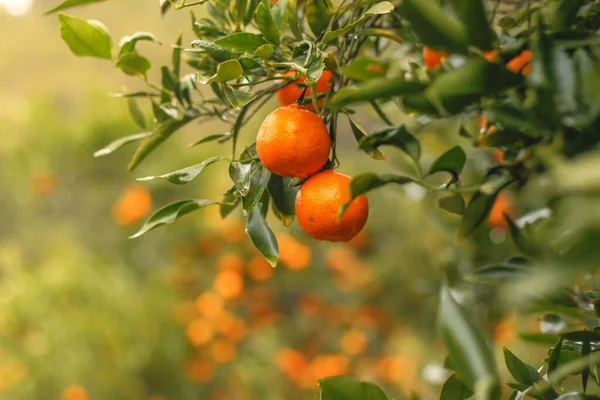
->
[[295, 170, 368, 242], [257, 104, 331, 178], [488, 193, 513, 228], [276, 70, 333, 111], [213, 269, 244, 300], [483, 50, 499, 62], [507, 50, 533, 74], [423, 46, 447, 70], [186, 318, 214, 346]]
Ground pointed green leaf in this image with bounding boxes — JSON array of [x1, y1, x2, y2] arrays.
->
[[440, 373, 473, 400], [229, 161, 253, 196], [188, 133, 230, 147], [347, 115, 385, 160], [429, 146, 466, 181], [220, 187, 241, 219], [323, 2, 394, 43], [190, 40, 233, 62], [127, 97, 147, 130], [253, 44, 274, 59], [246, 194, 279, 266], [458, 191, 498, 239], [131, 200, 219, 238], [93, 132, 152, 158], [58, 13, 113, 59], [328, 77, 425, 109], [256, 3, 280, 46], [118, 32, 161, 57], [438, 287, 500, 397], [242, 164, 271, 216], [172, 32, 182, 79], [223, 85, 257, 108], [45, 0, 106, 15], [286, 0, 302, 40], [447, 0, 496, 50], [465, 264, 528, 284], [138, 157, 225, 184], [341, 56, 386, 81], [439, 193, 466, 215], [198, 59, 244, 84], [319, 376, 388, 400], [268, 174, 298, 226], [306, 0, 332, 37], [359, 125, 420, 163], [427, 59, 524, 114], [116, 52, 151, 76], [214, 32, 268, 53], [402, 0, 468, 52], [503, 347, 541, 386]]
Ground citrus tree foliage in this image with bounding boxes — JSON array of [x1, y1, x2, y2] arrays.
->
[[50, 0, 600, 398]]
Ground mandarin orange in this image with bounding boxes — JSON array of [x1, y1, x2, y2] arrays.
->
[[295, 170, 368, 242], [257, 104, 331, 178]]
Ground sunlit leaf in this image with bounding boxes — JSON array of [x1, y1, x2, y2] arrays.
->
[[93, 132, 152, 158], [223, 85, 257, 108], [127, 97, 147, 130], [438, 287, 500, 397], [214, 32, 268, 53], [131, 200, 219, 238], [137, 157, 225, 184], [45, 0, 106, 14], [319, 376, 389, 400], [58, 13, 113, 59], [255, 3, 280, 46], [118, 32, 161, 57], [246, 193, 278, 266], [116, 52, 151, 76], [198, 59, 244, 84]]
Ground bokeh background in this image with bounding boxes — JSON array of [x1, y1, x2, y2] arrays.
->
[[0, 1, 549, 399]]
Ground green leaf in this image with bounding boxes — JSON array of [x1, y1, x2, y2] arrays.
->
[[223, 85, 257, 109], [229, 161, 253, 196], [286, 0, 302, 40], [552, 0, 586, 30], [322, 1, 394, 43], [128, 113, 196, 171], [306, 0, 332, 38], [440, 373, 473, 400], [198, 59, 244, 84], [519, 333, 559, 346], [304, 57, 325, 86], [504, 214, 541, 257], [359, 125, 420, 163], [548, 338, 563, 374], [503, 347, 541, 386], [328, 77, 425, 109], [402, 0, 468, 52], [267, 174, 298, 227], [116, 52, 151, 76], [319, 376, 388, 400], [582, 340, 591, 392], [220, 187, 241, 219], [347, 115, 385, 160], [562, 331, 600, 342], [190, 40, 233, 62], [214, 32, 268, 53], [255, 3, 280, 46], [447, 0, 496, 50], [341, 56, 386, 82], [127, 97, 147, 130], [246, 194, 279, 267], [172, 32, 182, 79], [58, 13, 113, 59], [188, 133, 230, 147], [110, 91, 160, 98], [93, 132, 152, 158], [458, 190, 497, 239], [131, 200, 219, 238], [428, 146, 466, 181], [45, 0, 106, 14], [437, 287, 500, 397], [137, 157, 225, 185], [439, 193, 466, 215], [530, 25, 578, 118], [475, 128, 539, 149], [242, 164, 271, 216], [253, 44, 274, 60], [339, 173, 413, 217], [465, 264, 528, 284], [118, 32, 161, 57], [427, 59, 524, 114]]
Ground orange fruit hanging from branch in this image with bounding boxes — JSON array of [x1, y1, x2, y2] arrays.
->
[[257, 104, 331, 178], [276, 70, 333, 111], [295, 170, 369, 242]]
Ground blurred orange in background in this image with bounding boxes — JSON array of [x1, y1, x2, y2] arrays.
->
[[61, 385, 88, 400], [112, 185, 152, 226]]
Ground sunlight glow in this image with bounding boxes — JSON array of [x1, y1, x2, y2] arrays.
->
[[1, 0, 33, 16]]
